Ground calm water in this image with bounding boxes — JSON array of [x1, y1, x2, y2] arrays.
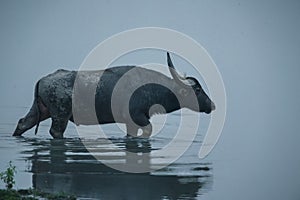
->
[[0, 106, 212, 199], [2, 102, 300, 200]]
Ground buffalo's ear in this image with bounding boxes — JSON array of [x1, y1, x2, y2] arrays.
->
[[179, 88, 188, 97]]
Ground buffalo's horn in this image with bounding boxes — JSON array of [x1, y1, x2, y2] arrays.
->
[[167, 52, 195, 87]]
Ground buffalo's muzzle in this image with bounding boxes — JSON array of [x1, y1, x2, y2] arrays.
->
[[211, 101, 216, 111], [204, 100, 216, 114]]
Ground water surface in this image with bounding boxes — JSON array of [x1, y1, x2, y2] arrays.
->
[[0, 106, 212, 199]]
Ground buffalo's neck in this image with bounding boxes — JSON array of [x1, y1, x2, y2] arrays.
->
[[147, 83, 181, 116], [161, 90, 181, 114]]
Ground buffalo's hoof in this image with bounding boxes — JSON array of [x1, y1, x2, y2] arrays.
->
[[50, 131, 64, 139], [12, 129, 22, 136]]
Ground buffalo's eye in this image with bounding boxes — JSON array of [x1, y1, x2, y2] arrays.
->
[[195, 87, 201, 92]]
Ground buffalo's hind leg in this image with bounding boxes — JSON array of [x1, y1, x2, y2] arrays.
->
[[49, 117, 69, 139], [13, 107, 37, 136], [13, 101, 50, 136]]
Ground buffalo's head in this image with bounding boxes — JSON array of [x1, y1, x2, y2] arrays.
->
[[167, 52, 216, 114]]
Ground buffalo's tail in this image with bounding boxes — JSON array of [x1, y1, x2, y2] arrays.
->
[[34, 81, 41, 135]]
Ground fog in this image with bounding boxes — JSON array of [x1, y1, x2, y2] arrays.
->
[[1, 0, 300, 199]]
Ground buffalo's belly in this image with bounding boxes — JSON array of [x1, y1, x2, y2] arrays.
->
[[95, 98, 120, 124], [71, 99, 120, 125]]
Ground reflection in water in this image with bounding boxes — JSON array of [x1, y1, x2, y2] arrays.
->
[[20, 137, 212, 199]]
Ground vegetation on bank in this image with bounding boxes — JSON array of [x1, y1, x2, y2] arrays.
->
[[0, 189, 76, 200], [0, 161, 16, 190], [0, 162, 76, 200]]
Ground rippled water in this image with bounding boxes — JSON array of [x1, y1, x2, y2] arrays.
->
[[0, 106, 212, 199]]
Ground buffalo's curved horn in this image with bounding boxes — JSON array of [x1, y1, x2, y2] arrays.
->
[[167, 52, 195, 87]]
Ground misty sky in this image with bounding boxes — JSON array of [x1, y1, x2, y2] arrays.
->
[[0, 1, 300, 199]]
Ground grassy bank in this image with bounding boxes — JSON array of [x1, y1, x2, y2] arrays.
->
[[0, 189, 76, 200], [1, 162, 76, 199]]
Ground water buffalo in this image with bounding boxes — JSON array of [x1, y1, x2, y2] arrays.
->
[[13, 53, 215, 138]]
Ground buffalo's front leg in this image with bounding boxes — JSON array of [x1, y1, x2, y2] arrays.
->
[[126, 124, 138, 137], [50, 117, 68, 139], [130, 114, 152, 138], [140, 123, 152, 138], [126, 123, 152, 138]]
